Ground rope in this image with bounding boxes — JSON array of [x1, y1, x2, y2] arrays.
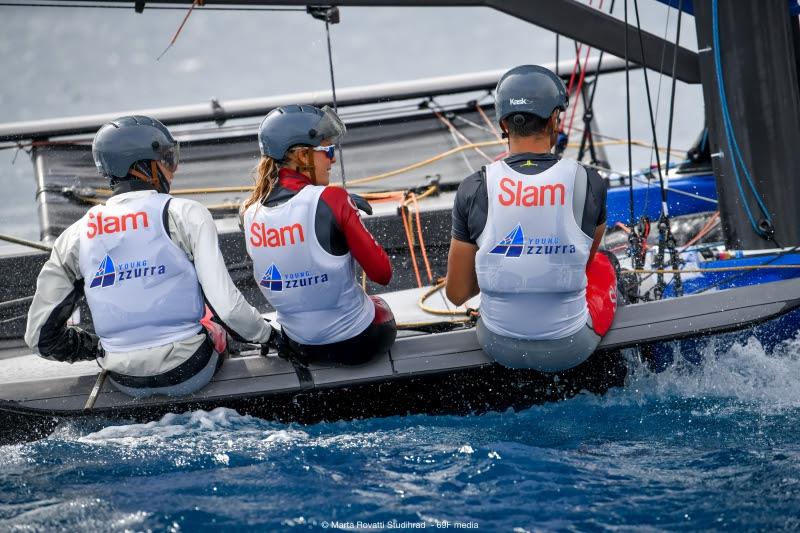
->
[[475, 104, 504, 143], [431, 108, 494, 163], [345, 140, 502, 186], [564, 0, 604, 136], [664, 0, 684, 178], [77, 137, 674, 202], [417, 279, 479, 318], [633, 0, 668, 217], [681, 211, 720, 249], [322, 12, 347, 189], [156, 0, 202, 62], [398, 185, 438, 288], [625, 264, 800, 275], [399, 199, 422, 288], [409, 193, 433, 283]]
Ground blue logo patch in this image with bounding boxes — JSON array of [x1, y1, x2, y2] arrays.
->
[[90, 254, 116, 288], [260, 263, 283, 292], [89, 255, 167, 289], [489, 224, 524, 258]]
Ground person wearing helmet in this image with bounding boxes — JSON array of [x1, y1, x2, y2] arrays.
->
[[445, 65, 617, 372], [25, 115, 275, 397], [241, 104, 395, 366]]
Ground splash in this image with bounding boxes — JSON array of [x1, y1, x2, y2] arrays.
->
[[621, 331, 800, 410]]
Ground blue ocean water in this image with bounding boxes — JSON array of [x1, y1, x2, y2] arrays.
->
[[3, 335, 800, 531]]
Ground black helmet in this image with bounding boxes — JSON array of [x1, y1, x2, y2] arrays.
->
[[92, 115, 179, 179], [494, 65, 569, 124], [258, 104, 346, 160]]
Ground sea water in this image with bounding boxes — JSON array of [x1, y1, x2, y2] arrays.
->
[[2, 334, 799, 531]]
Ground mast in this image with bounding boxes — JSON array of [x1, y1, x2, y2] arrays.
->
[[693, 0, 800, 249]]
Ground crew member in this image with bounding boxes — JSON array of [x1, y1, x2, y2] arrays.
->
[[25, 116, 274, 397], [446, 65, 617, 372], [242, 105, 395, 366]]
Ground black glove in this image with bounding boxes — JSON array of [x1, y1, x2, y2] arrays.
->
[[349, 193, 373, 216], [261, 327, 289, 356]]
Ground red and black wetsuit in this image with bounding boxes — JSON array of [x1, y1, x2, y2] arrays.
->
[[265, 167, 396, 365]]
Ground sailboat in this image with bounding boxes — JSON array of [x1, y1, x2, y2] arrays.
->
[[0, 0, 798, 445]]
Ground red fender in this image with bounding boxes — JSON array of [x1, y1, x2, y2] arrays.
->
[[586, 252, 618, 337]]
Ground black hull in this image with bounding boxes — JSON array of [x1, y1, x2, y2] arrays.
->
[[0, 347, 625, 446]]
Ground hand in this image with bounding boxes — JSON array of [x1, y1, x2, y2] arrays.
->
[[349, 193, 373, 215], [261, 328, 288, 356]]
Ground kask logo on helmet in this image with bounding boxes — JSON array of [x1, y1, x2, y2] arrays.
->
[[489, 225, 577, 258], [89, 254, 167, 289], [260, 263, 330, 292], [509, 98, 534, 105]]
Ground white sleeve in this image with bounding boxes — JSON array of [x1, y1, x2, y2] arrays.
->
[[168, 198, 273, 344], [24, 222, 99, 362]]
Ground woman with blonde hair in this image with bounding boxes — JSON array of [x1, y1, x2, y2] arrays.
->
[[242, 104, 395, 366]]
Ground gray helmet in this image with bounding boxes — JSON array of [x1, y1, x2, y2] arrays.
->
[[92, 115, 179, 179], [258, 104, 346, 160], [494, 65, 569, 124]]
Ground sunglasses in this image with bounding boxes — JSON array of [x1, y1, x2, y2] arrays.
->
[[312, 145, 336, 160]]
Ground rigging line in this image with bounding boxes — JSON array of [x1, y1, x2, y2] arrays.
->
[[323, 16, 347, 189], [428, 100, 493, 163], [451, 114, 496, 136], [565, 0, 603, 136], [625, 0, 633, 227], [664, 0, 683, 188], [475, 105, 503, 143], [0, 2, 304, 10], [579, 0, 615, 163], [156, 0, 200, 62], [632, 0, 668, 216], [646, 0, 673, 173]]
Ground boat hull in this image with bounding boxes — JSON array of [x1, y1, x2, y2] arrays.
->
[[1, 277, 798, 445]]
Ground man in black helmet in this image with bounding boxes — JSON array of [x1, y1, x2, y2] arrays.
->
[[25, 116, 275, 398], [446, 65, 617, 372]]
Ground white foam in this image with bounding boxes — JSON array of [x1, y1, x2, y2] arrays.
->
[[78, 407, 310, 453], [621, 331, 800, 411]]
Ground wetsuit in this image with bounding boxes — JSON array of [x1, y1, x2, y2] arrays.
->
[[25, 180, 273, 397], [452, 153, 617, 371], [244, 167, 395, 366]]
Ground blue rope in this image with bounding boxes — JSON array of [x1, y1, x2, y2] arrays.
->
[[711, 0, 773, 237]]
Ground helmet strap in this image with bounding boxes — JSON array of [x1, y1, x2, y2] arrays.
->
[[128, 161, 174, 193]]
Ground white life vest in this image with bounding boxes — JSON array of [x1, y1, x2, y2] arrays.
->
[[78, 193, 205, 352], [475, 159, 594, 340], [243, 185, 374, 345]]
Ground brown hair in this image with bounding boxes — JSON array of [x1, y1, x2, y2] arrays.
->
[[243, 156, 280, 211]]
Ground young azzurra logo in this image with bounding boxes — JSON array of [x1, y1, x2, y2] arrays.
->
[[90, 255, 116, 288], [489, 225, 579, 258], [260, 264, 283, 292], [260, 263, 330, 292], [489, 224, 525, 257], [88, 255, 168, 289]]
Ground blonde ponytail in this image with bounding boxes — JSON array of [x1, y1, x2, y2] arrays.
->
[[243, 156, 280, 211]]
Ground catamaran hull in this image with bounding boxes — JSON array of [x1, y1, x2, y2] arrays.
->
[[1, 278, 798, 445]]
